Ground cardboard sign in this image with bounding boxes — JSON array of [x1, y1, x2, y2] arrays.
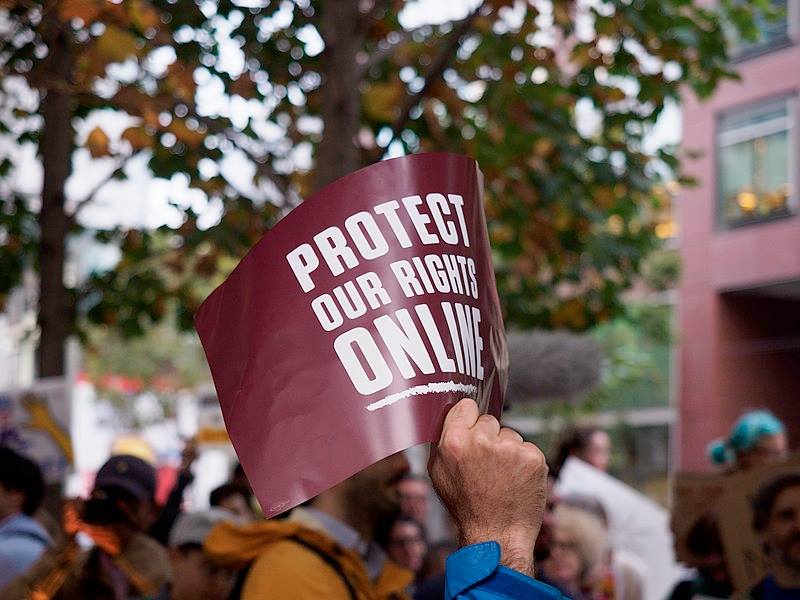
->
[[0, 378, 73, 483], [670, 471, 728, 563], [556, 457, 686, 600], [716, 454, 800, 591], [196, 153, 508, 517]]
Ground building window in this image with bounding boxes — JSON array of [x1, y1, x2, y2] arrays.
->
[[653, 181, 680, 240], [729, 0, 792, 60], [717, 98, 794, 228]]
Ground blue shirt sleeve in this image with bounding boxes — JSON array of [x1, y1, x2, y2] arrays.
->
[[444, 542, 566, 600]]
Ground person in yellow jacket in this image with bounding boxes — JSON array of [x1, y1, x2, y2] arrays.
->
[[205, 452, 414, 600]]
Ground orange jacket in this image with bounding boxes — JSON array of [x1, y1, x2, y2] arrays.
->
[[204, 509, 413, 600]]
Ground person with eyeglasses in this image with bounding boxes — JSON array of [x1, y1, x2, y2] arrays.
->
[[539, 504, 609, 600]]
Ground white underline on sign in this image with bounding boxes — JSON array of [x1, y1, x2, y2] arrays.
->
[[366, 381, 478, 412]]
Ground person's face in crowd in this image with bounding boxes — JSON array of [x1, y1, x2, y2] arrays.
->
[[398, 478, 430, 524], [0, 482, 24, 520], [578, 431, 611, 472], [218, 493, 252, 521], [739, 432, 789, 470], [346, 452, 410, 522], [123, 497, 158, 532], [169, 546, 238, 600], [543, 525, 583, 586], [762, 484, 800, 572], [387, 520, 427, 573], [695, 551, 730, 584]]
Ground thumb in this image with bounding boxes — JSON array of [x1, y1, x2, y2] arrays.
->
[[441, 397, 480, 437]]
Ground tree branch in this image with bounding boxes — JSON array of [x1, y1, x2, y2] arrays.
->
[[69, 155, 132, 221], [233, 140, 292, 201], [378, 4, 483, 156], [358, 24, 429, 79], [184, 105, 293, 203]]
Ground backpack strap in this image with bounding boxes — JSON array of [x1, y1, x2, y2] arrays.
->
[[288, 535, 358, 600]]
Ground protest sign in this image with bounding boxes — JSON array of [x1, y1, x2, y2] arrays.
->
[[0, 378, 73, 483], [195, 153, 508, 517], [716, 453, 800, 592], [670, 471, 728, 562], [557, 457, 686, 600]]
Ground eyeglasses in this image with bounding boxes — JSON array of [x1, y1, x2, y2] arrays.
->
[[550, 539, 580, 553], [389, 536, 426, 547]]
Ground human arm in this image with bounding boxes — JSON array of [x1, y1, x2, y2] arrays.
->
[[148, 439, 197, 544], [428, 398, 564, 599]]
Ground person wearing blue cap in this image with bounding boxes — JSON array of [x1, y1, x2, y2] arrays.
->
[[707, 410, 789, 473]]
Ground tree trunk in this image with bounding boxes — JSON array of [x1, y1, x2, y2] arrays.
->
[[314, 0, 364, 191], [36, 14, 73, 378]]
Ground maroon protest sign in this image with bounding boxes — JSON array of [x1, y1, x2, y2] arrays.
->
[[195, 153, 508, 517]]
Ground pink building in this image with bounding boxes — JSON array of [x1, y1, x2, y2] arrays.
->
[[678, 6, 800, 471]]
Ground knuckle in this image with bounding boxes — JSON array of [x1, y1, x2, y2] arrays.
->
[[474, 429, 494, 445], [476, 414, 500, 429], [499, 427, 523, 440], [441, 429, 469, 453], [521, 442, 545, 462]]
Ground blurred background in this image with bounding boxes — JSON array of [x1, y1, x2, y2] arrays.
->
[[0, 0, 797, 511]]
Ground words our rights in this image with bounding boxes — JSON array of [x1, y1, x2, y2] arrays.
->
[[285, 192, 485, 398]]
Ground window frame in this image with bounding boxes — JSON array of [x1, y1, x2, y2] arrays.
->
[[729, 0, 797, 63], [715, 94, 798, 230]]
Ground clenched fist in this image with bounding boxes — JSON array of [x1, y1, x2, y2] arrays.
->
[[428, 398, 548, 577]]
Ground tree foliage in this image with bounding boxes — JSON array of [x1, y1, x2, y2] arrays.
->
[[0, 0, 764, 374], [83, 305, 210, 394]]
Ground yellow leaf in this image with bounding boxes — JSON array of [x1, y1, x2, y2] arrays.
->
[[490, 222, 516, 245], [290, 170, 314, 199], [552, 205, 572, 231], [121, 126, 152, 151], [75, 47, 108, 84], [100, 2, 131, 27], [362, 81, 404, 122], [58, 0, 103, 24], [128, 0, 161, 31], [165, 61, 196, 103], [96, 25, 139, 63], [143, 109, 160, 128], [553, 2, 573, 28], [533, 138, 554, 159], [198, 178, 227, 196], [168, 119, 204, 148], [112, 86, 152, 115], [551, 298, 586, 330], [607, 214, 624, 235], [86, 126, 110, 158], [604, 87, 627, 103], [594, 185, 615, 208]]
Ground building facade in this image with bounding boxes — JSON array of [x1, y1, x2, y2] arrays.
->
[[678, 1, 800, 470]]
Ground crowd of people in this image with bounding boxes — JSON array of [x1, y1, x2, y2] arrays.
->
[[0, 401, 796, 599]]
